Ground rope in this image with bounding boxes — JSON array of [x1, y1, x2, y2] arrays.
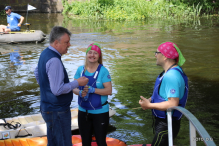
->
[[15, 127, 32, 138], [0, 120, 21, 130], [0, 119, 32, 139]]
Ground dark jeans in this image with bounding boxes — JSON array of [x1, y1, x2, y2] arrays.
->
[[78, 110, 109, 146], [41, 109, 72, 146], [152, 117, 181, 146]]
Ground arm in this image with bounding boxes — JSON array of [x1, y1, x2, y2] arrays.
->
[[73, 88, 87, 97], [73, 78, 88, 97], [139, 96, 179, 111], [47, 58, 79, 96], [94, 81, 112, 95], [73, 88, 80, 95], [72, 66, 89, 97], [148, 97, 151, 102], [18, 16, 24, 27], [139, 69, 182, 110], [73, 81, 112, 96]]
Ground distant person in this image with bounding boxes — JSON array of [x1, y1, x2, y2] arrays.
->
[[34, 26, 89, 146], [0, 6, 24, 33], [139, 42, 188, 146], [73, 43, 112, 146]]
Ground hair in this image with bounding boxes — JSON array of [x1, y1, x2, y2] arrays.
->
[[166, 58, 177, 64], [49, 26, 71, 44], [84, 50, 103, 72]]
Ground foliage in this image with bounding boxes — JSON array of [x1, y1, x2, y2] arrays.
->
[[192, 2, 203, 16], [180, 0, 219, 10], [179, 0, 219, 16], [62, 0, 219, 20], [0, 10, 6, 16], [98, 0, 114, 7]]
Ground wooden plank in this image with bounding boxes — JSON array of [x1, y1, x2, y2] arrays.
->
[[17, 117, 28, 125], [23, 116, 34, 123], [30, 114, 43, 121]]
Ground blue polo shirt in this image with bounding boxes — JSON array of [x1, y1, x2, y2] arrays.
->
[[7, 12, 21, 31]]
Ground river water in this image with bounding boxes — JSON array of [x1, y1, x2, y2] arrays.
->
[[0, 13, 219, 145]]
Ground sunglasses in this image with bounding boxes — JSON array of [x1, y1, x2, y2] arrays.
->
[[155, 52, 162, 55]]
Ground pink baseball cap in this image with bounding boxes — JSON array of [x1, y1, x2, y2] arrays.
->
[[158, 42, 186, 66], [86, 43, 101, 57]]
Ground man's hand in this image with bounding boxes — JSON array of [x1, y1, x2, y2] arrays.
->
[[77, 76, 89, 86], [18, 23, 21, 27], [139, 96, 151, 110]]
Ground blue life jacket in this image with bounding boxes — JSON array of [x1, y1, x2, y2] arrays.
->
[[151, 67, 189, 120], [38, 48, 73, 111], [78, 64, 103, 110]]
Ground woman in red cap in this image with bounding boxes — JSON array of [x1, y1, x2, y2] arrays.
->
[[73, 43, 112, 146], [139, 42, 188, 146]]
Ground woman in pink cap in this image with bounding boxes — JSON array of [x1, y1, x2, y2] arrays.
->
[[73, 43, 112, 146], [139, 42, 188, 146]]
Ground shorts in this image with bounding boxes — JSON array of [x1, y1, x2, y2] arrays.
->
[[7, 26, 20, 31]]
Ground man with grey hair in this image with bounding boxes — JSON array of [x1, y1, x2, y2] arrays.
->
[[34, 26, 89, 146]]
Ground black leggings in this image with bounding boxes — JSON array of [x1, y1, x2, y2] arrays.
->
[[78, 110, 109, 146], [152, 117, 181, 146]]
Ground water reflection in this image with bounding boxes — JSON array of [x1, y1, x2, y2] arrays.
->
[[0, 45, 42, 118], [0, 14, 219, 145], [9, 49, 24, 66]]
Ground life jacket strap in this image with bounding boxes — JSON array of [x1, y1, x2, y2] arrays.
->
[[85, 101, 108, 121], [102, 101, 108, 106]]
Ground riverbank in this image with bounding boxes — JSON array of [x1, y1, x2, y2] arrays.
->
[[62, 0, 219, 20]]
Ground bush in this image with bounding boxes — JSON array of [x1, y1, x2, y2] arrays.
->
[[62, 0, 217, 20]]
